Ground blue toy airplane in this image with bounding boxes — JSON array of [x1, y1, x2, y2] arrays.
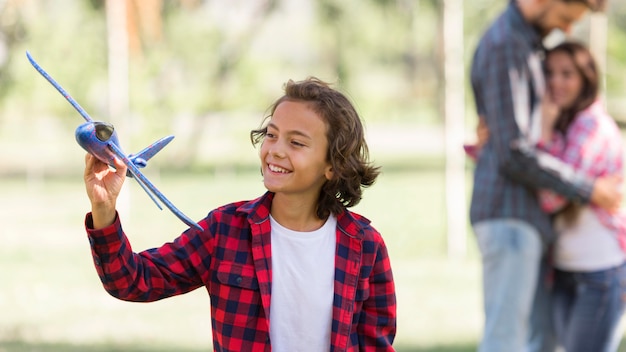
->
[[26, 51, 203, 232]]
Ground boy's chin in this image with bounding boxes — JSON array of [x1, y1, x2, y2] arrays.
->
[[263, 181, 279, 193]]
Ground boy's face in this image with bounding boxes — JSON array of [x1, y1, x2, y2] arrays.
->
[[260, 100, 333, 199]]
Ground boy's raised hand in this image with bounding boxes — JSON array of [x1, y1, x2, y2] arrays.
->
[[84, 153, 127, 228]]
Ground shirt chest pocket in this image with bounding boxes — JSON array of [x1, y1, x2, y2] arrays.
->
[[212, 262, 262, 328], [216, 262, 260, 290]]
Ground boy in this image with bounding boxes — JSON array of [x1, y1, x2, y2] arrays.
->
[[83, 77, 396, 351]]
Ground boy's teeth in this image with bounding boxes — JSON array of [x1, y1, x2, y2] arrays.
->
[[269, 165, 288, 173]]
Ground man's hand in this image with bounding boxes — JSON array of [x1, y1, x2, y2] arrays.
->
[[476, 116, 489, 149], [591, 174, 623, 213]]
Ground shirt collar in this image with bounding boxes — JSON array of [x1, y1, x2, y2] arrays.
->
[[238, 191, 273, 224], [509, 0, 545, 52], [238, 191, 369, 238]]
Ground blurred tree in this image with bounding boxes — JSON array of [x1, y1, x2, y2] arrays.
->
[[177, 0, 279, 166], [2, 0, 626, 174], [317, 0, 347, 83], [0, 0, 28, 106], [127, 0, 164, 58]]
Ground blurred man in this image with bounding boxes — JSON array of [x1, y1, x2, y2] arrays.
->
[[469, 1, 614, 351]]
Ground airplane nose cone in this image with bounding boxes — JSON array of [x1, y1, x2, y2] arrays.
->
[[75, 122, 120, 161], [75, 122, 95, 147]]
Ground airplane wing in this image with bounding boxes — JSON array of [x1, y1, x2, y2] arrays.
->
[[26, 51, 93, 123], [107, 141, 203, 232]]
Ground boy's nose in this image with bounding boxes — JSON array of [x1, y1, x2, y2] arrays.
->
[[270, 146, 286, 158]]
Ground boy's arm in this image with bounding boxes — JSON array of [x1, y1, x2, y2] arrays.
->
[[358, 239, 396, 350], [85, 212, 207, 301]]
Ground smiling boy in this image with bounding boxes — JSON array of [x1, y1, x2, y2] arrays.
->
[[83, 77, 397, 351]]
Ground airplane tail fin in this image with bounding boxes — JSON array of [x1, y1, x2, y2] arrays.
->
[[129, 135, 175, 169]]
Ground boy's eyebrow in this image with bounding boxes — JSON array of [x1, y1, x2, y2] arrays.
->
[[267, 122, 312, 139]]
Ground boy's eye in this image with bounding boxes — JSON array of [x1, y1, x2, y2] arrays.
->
[[291, 140, 305, 147], [265, 132, 276, 139]]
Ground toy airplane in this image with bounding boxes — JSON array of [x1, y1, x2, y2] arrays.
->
[[26, 51, 203, 232]]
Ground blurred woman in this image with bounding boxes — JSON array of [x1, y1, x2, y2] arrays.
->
[[538, 41, 626, 352]]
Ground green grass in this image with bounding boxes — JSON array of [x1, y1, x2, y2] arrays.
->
[[5, 168, 626, 351], [0, 168, 510, 351]]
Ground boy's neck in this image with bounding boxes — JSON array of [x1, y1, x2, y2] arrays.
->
[[270, 194, 326, 232]]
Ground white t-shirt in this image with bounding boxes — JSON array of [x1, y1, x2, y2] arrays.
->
[[553, 206, 626, 271], [269, 215, 337, 352]]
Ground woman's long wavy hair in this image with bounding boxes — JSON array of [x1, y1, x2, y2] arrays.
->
[[250, 77, 380, 219], [549, 41, 599, 135]]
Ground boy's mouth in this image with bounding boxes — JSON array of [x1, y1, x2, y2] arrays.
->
[[268, 164, 290, 174]]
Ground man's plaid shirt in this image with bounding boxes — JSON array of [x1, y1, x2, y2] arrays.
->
[[85, 191, 396, 351]]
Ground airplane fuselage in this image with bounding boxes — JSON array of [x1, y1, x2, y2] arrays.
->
[[75, 121, 121, 167]]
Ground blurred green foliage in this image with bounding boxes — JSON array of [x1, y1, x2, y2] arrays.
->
[[1, 0, 625, 172]]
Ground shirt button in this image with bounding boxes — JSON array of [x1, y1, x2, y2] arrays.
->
[[236, 277, 243, 284], [94, 257, 101, 266]]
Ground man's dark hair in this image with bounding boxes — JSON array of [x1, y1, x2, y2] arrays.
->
[[563, 0, 607, 12]]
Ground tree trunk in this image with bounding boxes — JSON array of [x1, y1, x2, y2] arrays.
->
[[443, 0, 466, 260]]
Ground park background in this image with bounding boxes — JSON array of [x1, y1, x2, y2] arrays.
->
[[2, 0, 626, 351]]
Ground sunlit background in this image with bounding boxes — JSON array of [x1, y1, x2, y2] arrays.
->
[[2, 0, 626, 351]]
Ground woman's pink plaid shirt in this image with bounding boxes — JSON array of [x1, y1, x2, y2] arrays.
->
[[539, 100, 626, 251]]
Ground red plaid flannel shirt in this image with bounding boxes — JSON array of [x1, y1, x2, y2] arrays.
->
[[85, 191, 396, 351]]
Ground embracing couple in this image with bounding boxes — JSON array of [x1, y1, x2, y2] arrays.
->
[[468, 1, 626, 352]]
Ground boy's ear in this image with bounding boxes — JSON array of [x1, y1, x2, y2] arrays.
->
[[325, 166, 334, 181]]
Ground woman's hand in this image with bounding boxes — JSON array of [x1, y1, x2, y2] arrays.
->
[[540, 94, 560, 143], [84, 153, 127, 229]]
